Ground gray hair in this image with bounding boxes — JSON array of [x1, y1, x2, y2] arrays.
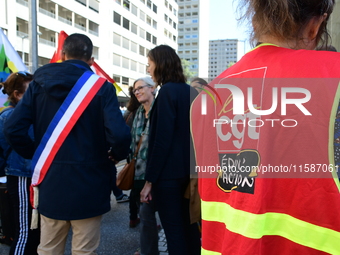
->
[[133, 76, 157, 95]]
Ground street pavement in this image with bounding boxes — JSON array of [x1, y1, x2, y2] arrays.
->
[[0, 192, 169, 255], [0, 161, 169, 255]]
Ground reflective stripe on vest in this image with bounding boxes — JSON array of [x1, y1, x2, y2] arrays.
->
[[202, 248, 221, 255], [202, 200, 340, 255]]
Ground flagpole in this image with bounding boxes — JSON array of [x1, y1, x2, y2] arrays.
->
[[28, 0, 38, 73]]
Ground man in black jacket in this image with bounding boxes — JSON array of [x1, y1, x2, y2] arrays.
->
[[4, 33, 131, 254]]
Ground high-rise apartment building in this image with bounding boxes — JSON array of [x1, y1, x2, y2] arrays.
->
[[176, 0, 209, 80], [0, 0, 178, 96], [208, 39, 245, 81]]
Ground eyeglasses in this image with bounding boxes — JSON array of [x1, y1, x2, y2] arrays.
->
[[133, 85, 149, 94]]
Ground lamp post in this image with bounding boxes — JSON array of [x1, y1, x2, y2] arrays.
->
[[29, 0, 38, 72]]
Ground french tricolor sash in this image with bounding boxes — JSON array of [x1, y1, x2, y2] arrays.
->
[[30, 71, 106, 229]]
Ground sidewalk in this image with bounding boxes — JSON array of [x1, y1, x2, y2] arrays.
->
[[0, 194, 168, 255]]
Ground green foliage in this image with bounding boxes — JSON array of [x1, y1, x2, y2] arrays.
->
[[228, 62, 235, 68], [181, 59, 196, 82]]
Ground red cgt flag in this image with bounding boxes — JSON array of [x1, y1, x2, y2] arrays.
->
[[50, 31, 122, 94]]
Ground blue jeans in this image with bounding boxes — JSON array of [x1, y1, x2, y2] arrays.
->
[[153, 178, 201, 255]]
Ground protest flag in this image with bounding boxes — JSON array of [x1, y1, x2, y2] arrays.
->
[[0, 28, 28, 82], [50, 31, 122, 95]]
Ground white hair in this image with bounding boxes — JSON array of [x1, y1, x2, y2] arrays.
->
[[134, 76, 157, 95], [134, 76, 155, 87]]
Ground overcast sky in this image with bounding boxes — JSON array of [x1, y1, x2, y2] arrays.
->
[[209, 0, 251, 48]]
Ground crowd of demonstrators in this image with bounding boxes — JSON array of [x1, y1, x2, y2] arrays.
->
[[0, 71, 40, 254], [140, 45, 201, 255], [191, 0, 340, 254], [128, 77, 159, 255], [4, 34, 131, 255], [4, 3, 340, 252]]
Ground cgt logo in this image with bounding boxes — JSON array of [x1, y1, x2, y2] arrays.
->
[[201, 84, 312, 116]]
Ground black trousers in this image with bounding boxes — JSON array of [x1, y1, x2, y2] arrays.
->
[[153, 178, 201, 255], [7, 175, 40, 255]]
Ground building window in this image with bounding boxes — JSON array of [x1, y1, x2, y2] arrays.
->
[[123, 0, 130, 10], [131, 4, 138, 15], [122, 76, 129, 85], [146, 32, 151, 42], [113, 74, 121, 83], [140, 10, 145, 21], [169, 18, 172, 25], [173, 35, 176, 42], [131, 22, 137, 34], [123, 17, 130, 30], [153, 20, 157, 29], [152, 36, 157, 45], [164, 14, 168, 22], [174, 9, 177, 16], [164, 0, 168, 7], [169, 4, 172, 11], [131, 41, 137, 53], [173, 22, 176, 29], [131, 60, 137, 71], [122, 57, 129, 69], [139, 63, 145, 74], [113, 12, 121, 25], [113, 53, 120, 66], [113, 33, 121, 46], [123, 37, 129, 50], [146, 16, 151, 26], [114, 0, 121, 4], [147, 0, 151, 8], [192, 19, 198, 23], [139, 45, 145, 56], [153, 4, 157, 13], [139, 28, 145, 39]]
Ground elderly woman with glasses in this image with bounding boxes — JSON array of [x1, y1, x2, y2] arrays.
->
[[129, 76, 159, 255], [0, 71, 40, 255]]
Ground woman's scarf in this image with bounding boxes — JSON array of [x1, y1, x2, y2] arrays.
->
[[130, 102, 153, 180]]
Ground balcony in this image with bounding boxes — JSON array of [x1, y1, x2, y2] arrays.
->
[[39, 38, 56, 47], [75, 23, 86, 31], [16, 0, 28, 7], [39, 7, 56, 18], [58, 6, 72, 26], [58, 16, 72, 26], [17, 31, 29, 38], [89, 29, 98, 36], [89, 21, 99, 36]]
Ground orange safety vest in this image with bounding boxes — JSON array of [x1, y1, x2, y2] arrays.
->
[[191, 45, 340, 255]]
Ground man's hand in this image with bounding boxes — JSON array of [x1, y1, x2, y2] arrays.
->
[[108, 148, 119, 164], [140, 181, 152, 203]]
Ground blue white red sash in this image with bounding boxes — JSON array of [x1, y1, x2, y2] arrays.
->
[[30, 71, 106, 228]]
